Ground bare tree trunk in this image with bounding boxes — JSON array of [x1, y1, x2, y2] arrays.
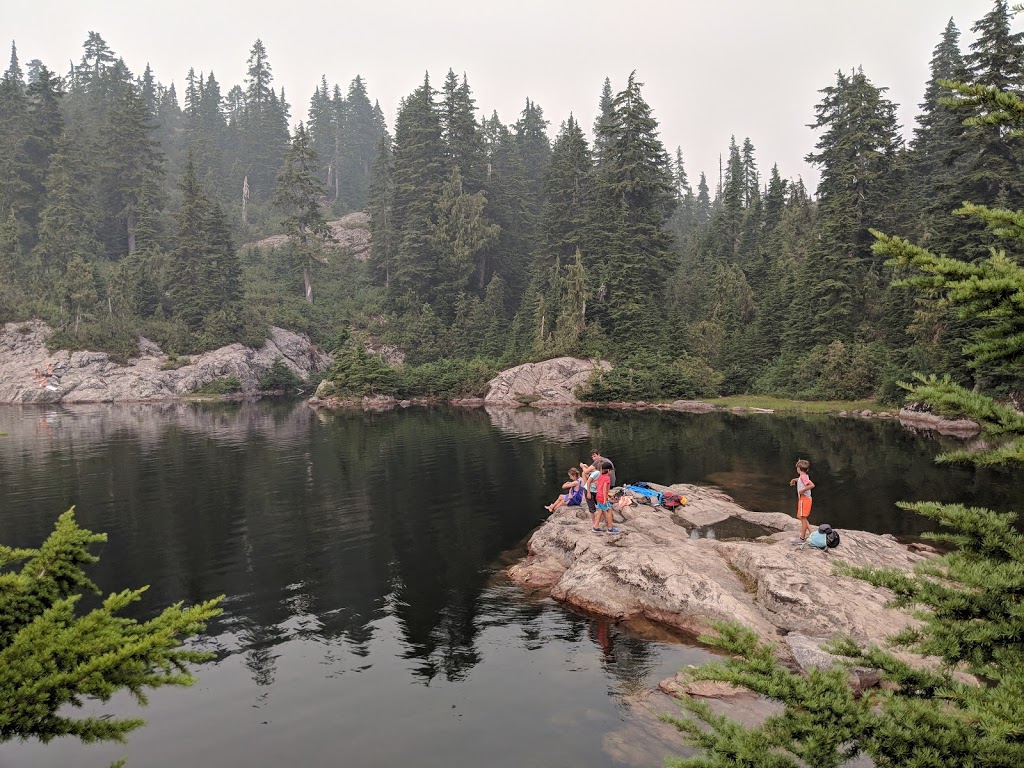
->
[[478, 253, 488, 290], [303, 265, 313, 304], [126, 211, 136, 255]]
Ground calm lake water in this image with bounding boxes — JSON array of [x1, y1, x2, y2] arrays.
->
[[1, 402, 1020, 768]]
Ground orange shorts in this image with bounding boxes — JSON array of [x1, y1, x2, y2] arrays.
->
[[797, 496, 812, 518]]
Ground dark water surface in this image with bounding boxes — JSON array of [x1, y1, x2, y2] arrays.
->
[[1, 403, 1020, 767]]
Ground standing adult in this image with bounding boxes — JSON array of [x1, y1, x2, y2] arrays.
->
[[581, 449, 615, 489]]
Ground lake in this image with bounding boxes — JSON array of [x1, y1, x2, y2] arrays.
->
[[1, 402, 1019, 767]]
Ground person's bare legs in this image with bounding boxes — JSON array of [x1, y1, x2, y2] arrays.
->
[[603, 507, 616, 531], [546, 495, 567, 512]]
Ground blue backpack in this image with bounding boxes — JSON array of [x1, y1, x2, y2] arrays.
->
[[808, 524, 841, 550]]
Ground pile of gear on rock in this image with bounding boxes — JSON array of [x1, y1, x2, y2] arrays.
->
[[800, 523, 841, 551]]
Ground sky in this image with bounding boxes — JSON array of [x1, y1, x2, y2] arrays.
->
[[4, 0, 1003, 190]]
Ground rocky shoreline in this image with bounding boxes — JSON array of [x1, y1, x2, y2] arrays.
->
[[508, 482, 930, 675], [0, 320, 329, 403], [0, 333, 993, 441]]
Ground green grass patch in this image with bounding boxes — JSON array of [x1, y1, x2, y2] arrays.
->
[[704, 395, 894, 414]]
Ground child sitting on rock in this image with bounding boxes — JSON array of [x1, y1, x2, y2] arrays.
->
[[545, 468, 584, 512]]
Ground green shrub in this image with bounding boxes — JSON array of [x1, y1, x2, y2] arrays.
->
[[195, 375, 242, 395], [326, 343, 400, 397], [258, 357, 302, 392], [579, 354, 722, 402], [46, 321, 140, 365], [160, 353, 190, 370], [396, 357, 499, 399]]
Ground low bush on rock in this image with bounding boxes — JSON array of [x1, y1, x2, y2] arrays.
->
[[258, 357, 302, 392], [579, 353, 722, 402], [195, 375, 242, 395], [323, 343, 498, 400]]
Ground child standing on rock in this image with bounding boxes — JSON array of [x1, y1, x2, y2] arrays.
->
[[789, 459, 815, 541], [595, 462, 619, 533]]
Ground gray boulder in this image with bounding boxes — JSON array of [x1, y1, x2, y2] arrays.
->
[[484, 356, 611, 405]]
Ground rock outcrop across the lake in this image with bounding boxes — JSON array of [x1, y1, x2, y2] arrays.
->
[[509, 483, 925, 670], [245, 211, 372, 261], [483, 356, 610, 405], [0, 320, 330, 403]]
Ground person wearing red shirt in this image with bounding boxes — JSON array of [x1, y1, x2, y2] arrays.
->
[[594, 462, 619, 533]]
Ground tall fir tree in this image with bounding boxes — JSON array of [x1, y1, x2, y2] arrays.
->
[[336, 75, 381, 213], [591, 72, 676, 345], [100, 85, 164, 257], [537, 114, 595, 280], [367, 131, 396, 287], [239, 40, 288, 203], [803, 68, 903, 341], [388, 73, 446, 309], [440, 70, 485, 190], [274, 122, 333, 303]]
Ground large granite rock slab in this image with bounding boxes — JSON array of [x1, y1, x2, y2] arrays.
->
[[509, 483, 924, 668]]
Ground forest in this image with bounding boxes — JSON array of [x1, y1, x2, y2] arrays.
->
[[1, 1, 1023, 405]]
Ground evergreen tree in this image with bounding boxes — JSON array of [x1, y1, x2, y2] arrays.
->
[[538, 114, 595, 277], [239, 39, 288, 202], [367, 131, 396, 286], [428, 166, 500, 315], [592, 76, 614, 165], [803, 68, 902, 341], [592, 72, 676, 344], [167, 151, 211, 329], [912, 18, 969, 220], [513, 98, 551, 225], [336, 75, 381, 212], [0, 43, 31, 236], [58, 252, 98, 334], [939, 0, 1024, 258], [0, 510, 221, 746], [100, 85, 164, 257], [138, 63, 157, 115], [167, 151, 242, 331], [388, 73, 446, 308], [307, 75, 334, 180], [553, 247, 589, 352], [34, 133, 102, 274], [741, 137, 759, 208], [274, 122, 333, 303], [440, 70, 485, 190], [667, 146, 697, 244], [694, 172, 712, 232], [479, 111, 531, 303]]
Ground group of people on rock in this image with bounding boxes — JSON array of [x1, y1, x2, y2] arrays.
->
[[544, 449, 631, 534], [543, 450, 828, 547], [31, 362, 65, 391]]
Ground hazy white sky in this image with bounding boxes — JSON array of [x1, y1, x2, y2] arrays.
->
[[5, 0, 1001, 189]]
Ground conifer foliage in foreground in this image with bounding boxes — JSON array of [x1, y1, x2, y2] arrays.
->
[[662, 71, 1024, 768], [0, 509, 222, 745]]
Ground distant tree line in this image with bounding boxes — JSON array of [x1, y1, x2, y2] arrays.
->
[[0, 1, 1022, 406]]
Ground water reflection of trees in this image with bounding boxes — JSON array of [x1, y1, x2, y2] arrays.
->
[[2, 403, 1020, 692]]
